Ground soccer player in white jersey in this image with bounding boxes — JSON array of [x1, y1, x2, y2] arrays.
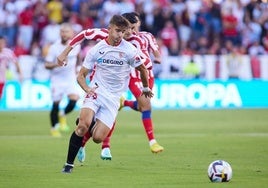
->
[[57, 13, 163, 161], [60, 15, 153, 173], [45, 23, 81, 137], [0, 36, 22, 100]]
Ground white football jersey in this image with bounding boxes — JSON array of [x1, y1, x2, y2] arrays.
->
[[45, 39, 81, 84], [83, 39, 142, 96]]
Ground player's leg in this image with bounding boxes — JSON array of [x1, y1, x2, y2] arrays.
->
[[0, 83, 4, 100], [76, 117, 95, 163], [62, 108, 95, 173], [121, 96, 138, 111], [59, 93, 79, 132], [100, 122, 115, 160], [50, 101, 61, 137], [128, 74, 164, 153], [137, 95, 164, 153]]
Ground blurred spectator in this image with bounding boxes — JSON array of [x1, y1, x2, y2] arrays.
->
[[193, 4, 211, 40], [17, 5, 34, 51], [87, 0, 103, 28], [102, 0, 120, 26], [69, 13, 83, 34], [183, 56, 201, 79], [262, 35, 268, 54], [168, 38, 179, 56], [118, 0, 135, 14], [33, 0, 49, 44], [0, 0, 268, 81], [13, 38, 28, 56], [248, 40, 265, 56], [171, 0, 185, 16], [241, 12, 262, 48], [209, 0, 222, 40], [1, 2, 17, 48], [160, 20, 178, 50], [225, 45, 244, 79], [195, 36, 209, 55], [40, 20, 61, 47], [185, 0, 202, 28], [153, 37, 169, 78], [221, 7, 241, 45], [176, 6, 191, 50], [46, 0, 63, 24], [208, 38, 221, 55]]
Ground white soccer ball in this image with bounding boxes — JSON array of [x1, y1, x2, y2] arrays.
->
[[207, 160, 232, 182]]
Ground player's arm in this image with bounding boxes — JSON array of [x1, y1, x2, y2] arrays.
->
[[145, 32, 162, 64], [57, 28, 108, 66], [77, 66, 97, 95], [44, 61, 59, 70], [135, 63, 154, 98], [57, 30, 87, 66], [75, 50, 82, 74], [14, 60, 23, 82], [57, 45, 73, 66], [152, 49, 161, 64], [10, 51, 23, 82], [45, 45, 59, 70]]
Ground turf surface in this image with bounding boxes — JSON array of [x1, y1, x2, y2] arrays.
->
[[0, 109, 267, 188]]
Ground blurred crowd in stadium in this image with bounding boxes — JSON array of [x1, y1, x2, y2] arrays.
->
[[0, 0, 268, 80]]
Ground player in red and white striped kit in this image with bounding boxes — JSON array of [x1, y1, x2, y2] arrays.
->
[[57, 12, 163, 162], [118, 12, 164, 154], [0, 36, 22, 100]]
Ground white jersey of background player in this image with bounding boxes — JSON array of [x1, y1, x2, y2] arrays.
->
[[45, 23, 82, 137], [45, 38, 81, 101]]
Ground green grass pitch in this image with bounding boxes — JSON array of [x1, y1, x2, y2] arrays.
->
[[0, 109, 267, 188]]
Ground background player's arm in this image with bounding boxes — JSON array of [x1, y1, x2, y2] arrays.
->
[[45, 61, 60, 70], [57, 30, 88, 66], [14, 60, 23, 82], [45, 45, 59, 70], [58, 29, 107, 66], [57, 45, 73, 66], [145, 32, 162, 64], [135, 64, 153, 98], [152, 49, 161, 64]]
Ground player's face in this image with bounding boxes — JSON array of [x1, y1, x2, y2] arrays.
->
[[108, 25, 126, 46], [60, 28, 73, 44], [133, 18, 141, 33], [123, 23, 135, 39]]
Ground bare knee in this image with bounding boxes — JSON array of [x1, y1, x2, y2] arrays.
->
[[75, 124, 88, 137], [138, 99, 151, 112], [92, 136, 102, 144], [92, 131, 105, 143], [91, 125, 108, 143]]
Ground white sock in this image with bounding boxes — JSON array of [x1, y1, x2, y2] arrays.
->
[[149, 139, 157, 146]]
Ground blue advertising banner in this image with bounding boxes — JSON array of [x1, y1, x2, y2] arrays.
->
[[1, 79, 268, 110]]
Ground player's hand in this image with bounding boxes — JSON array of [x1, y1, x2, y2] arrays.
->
[[85, 83, 99, 98], [142, 87, 154, 98], [57, 54, 67, 66]]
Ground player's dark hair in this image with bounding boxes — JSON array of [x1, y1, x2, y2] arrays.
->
[[130, 12, 140, 19], [109, 14, 129, 29], [122, 12, 138, 24]]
